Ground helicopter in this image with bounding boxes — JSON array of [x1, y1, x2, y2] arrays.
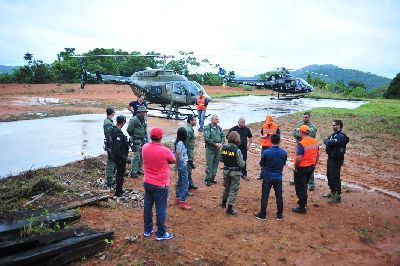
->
[[73, 54, 211, 120], [227, 67, 314, 98]]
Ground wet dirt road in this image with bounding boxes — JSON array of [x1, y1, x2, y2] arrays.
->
[[0, 96, 365, 178]]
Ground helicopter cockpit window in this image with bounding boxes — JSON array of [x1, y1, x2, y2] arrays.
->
[[151, 85, 162, 94], [173, 83, 184, 95]]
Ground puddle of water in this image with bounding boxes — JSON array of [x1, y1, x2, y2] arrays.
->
[[0, 96, 365, 179]]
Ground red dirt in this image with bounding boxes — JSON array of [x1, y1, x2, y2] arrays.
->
[[1, 84, 399, 265]]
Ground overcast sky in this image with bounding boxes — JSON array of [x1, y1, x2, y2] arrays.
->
[[0, 0, 399, 78]]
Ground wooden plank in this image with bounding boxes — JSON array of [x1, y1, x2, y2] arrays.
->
[[0, 194, 109, 222], [0, 209, 80, 240], [0, 231, 114, 266], [0, 226, 91, 257]]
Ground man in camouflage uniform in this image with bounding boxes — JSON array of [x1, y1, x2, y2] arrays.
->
[[220, 131, 246, 215], [204, 114, 225, 186], [127, 106, 148, 178], [183, 115, 198, 190], [293, 111, 318, 191], [103, 107, 116, 187]]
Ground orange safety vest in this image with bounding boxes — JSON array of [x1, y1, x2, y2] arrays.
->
[[260, 122, 279, 147], [196, 95, 207, 110], [295, 136, 319, 167]]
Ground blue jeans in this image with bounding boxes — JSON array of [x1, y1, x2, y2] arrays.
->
[[197, 110, 206, 129], [260, 178, 283, 217], [143, 182, 169, 237], [176, 163, 189, 201]]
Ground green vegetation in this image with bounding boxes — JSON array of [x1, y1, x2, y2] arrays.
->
[[0, 49, 229, 86], [384, 72, 400, 99], [311, 99, 400, 135]]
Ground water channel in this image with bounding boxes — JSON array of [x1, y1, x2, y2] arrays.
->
[[0, 96, 365, 178]]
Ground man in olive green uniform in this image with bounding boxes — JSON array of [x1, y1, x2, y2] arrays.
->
[[220, 131, 246, 215], [127, 106, 148, 178], [183, 115, 198, 190], [103, 107, 116, 187], [293, 111, 318, 191], [204, 114, 225, 186]]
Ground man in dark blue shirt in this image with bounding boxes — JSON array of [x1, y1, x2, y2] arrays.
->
[[255, 134, 287, 221], [128, 95, 148, 116]]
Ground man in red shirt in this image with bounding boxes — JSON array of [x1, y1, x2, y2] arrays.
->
[[142, 127, 176, 240]]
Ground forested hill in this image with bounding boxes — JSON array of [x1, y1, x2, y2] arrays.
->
[[0, 65, 18, 74], [291, 64, 392, 90]]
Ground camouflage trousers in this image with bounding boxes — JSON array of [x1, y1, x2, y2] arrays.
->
[[222, 170, 241, 206], [105, 156, 116, 186]]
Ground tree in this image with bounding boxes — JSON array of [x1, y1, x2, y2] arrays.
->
[[384, 73, 400, 99], [24, 53, 33, 62]]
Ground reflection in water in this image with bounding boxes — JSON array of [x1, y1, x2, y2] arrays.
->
[[0, 96, 366, 178]]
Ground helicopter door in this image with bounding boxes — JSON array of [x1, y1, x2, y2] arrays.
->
[[171, 82, 186, 104]]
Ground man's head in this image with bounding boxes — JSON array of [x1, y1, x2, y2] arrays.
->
[[227, 131, 240, 146], [187, 114, 197, 127], [138, 95, 145, 103], [116, 115, 126, 127], [238, 117, 246, 128], [298, 125, 310, 138], [332, 120, 343, 132], [198, 90, 204, 95], [137, 106, 148, 117], [266, 114, 273, 125], [150, 127, 163, 142], [302, 111, 311, 124], [106, 107, 115, 117], [210, 114, 219, 126], [271, 134, 281, 146]]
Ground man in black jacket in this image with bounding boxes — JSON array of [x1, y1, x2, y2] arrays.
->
[[109, 115, 131, 197], [323, 120, 349, 203]]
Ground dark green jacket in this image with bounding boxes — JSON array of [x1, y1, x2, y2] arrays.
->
[[183, 123, 195, 159], [204, 123, 225, 149], [103, 117, 114, 139], [293, 121, 317, 140], [127, 115, 147, 141]]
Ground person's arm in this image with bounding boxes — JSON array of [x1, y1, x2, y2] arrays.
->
[[324, 133, 346, 146], [126, 118, 135, 136], [294, 144, 304, 170], [220, 127, 225, 145], [236, 149, 246, 169], [276, 127, 281, 135], [167, 148, 176, 164], [309, 123, 317, 138]]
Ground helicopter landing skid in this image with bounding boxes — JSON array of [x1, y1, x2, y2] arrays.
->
[[146, 105, 193, 120], [270, 93, 305, 100]]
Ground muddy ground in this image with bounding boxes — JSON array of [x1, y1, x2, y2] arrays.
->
[[1, 83, 399, 265]]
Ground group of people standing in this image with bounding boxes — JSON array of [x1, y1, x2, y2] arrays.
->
[[103, 93, 349, 241]]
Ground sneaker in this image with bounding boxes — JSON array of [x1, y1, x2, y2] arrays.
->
[[211, 179, 217, 184], [255, 213, 266, 221], [175, 197, 180, 205], [179, 201, 193, 210], [277, 214, 283, 221], [155, 232, 174, 241], [143, 227, 154, 237], [256, 175, 263, 180], [291, 207, 307, 214]]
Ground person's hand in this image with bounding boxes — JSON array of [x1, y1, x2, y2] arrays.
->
[[215, 143, 222, 149]]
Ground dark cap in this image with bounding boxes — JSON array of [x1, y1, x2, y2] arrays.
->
[[106, 107, 115, 115], [116, 115, 126, 124], [150, 127, 163, 139]]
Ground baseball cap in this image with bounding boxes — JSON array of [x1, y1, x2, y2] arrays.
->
[[298, 125, 310, 133], [116, 115, 126, 124], [150, 127, 163, 139]]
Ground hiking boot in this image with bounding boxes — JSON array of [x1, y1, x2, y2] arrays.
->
[[291, 206, 307, 214], [179, 201, 193, 210], [254, 212, 266, 221], [155, 232, 174, 241], [219, 200, 227, 208], [189, 184, 198, 190], [143, 227, 154, 237], [323, 192, 332, 198], [226, 204, 238, 216], [205, 180, 212, 186]]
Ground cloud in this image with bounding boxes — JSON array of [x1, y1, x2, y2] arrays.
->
[[0, 0, 399, 78]]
